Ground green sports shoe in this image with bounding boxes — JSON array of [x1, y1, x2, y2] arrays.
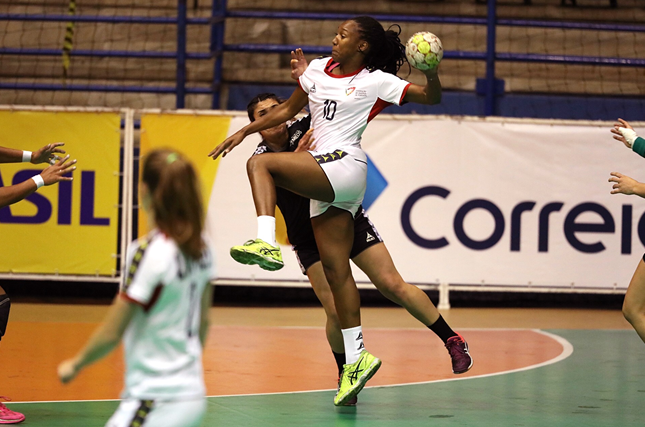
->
[[230, 239, 284, 271], [334, 350, 381, 406]]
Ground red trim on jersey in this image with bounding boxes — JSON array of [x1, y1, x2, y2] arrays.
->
[[368, 98, 393, 123], [120, 292, 145, 307], [399, 82, 412, 105], [326, 61, 340, 73], [143, 284, 164, 313], [324, 58, 365, 78], [119, 283, 164, 313]]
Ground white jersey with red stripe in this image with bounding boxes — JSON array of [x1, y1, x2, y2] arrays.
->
[[119, 230, 217, 401], [298, 57, 411, 153]]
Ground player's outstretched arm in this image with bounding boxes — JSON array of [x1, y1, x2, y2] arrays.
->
[[611, 118, 635, 148], [402, 67, 442, 106], [58, 296, 138, 384], [611, 118, 645, 157], [31, 142, 66, 165], [0, 179, 39, 209], [608, 172, 645, 198], [0, 146, 26, 163], [0, 143, 66, 164], [0, 154, 76, 208], [208, 88, 309, 159]]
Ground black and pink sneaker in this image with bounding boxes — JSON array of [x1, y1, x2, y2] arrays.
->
[[445, 334, 473, 374]]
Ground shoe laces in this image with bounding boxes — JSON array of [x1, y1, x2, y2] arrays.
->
[[0, 396, 15, 410], [445, 335, 465, 353]]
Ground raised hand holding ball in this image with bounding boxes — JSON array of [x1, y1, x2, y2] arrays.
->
[[406, 32, 443, 70]]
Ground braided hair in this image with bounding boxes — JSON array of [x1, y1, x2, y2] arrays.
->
[[351, 16, 407, 75]]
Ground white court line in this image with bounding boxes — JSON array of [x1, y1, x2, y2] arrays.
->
[[207, 329, 575, 398], [11, 328, 573, 404]]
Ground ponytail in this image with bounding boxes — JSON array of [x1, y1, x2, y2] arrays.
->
[[142, 149, 205, 260], [351, 16, 407, 75]]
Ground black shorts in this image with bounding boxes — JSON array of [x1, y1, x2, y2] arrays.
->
[[293, 208, 383, 275]]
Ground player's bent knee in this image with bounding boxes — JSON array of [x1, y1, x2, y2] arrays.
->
[[321, 267, 351, 289], [246, 154, 263, 175], [0, 294, 10, 341], [377, 277, 406, 301]]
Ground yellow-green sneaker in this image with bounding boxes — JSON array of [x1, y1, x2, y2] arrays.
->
[[230, 239, 284, 271], [333, 350, 381, 406]]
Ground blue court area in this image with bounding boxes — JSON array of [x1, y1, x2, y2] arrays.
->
[[10, 329, 644, 427]]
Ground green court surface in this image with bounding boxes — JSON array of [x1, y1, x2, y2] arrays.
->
[[10, 330, 645, 427]]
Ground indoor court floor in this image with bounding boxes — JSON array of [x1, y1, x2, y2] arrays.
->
[[1, 303, 644, 426]]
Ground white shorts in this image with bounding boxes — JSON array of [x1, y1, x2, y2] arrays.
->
[[309, 145, 367, 218], [106, 397, 206, 427]]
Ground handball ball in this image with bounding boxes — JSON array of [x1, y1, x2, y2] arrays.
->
[[405, 32, 443, 70]]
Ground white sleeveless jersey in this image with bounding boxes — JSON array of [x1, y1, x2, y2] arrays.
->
[[119, 230, 217, 400], [298, 57, 411, 153]]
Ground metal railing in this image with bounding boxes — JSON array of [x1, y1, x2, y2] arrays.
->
[[1, 0, 643, 114]]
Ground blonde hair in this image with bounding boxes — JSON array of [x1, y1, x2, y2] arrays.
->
[[141, 149, 204, 259]]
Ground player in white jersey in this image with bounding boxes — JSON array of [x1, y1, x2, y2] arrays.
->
[[209, 16, 441, 406], [58, 149, 216, 427]]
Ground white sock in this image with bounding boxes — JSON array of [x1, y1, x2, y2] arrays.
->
[[342, 326, 365, 365], [257, 216, 276, 247]]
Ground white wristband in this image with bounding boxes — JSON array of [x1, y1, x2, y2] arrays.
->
[[31, 175, 44, 189], [22, 151, 32, 162], [619, 127, 638, 148]]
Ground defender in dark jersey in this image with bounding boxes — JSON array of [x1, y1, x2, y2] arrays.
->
[[247, 93, 473, 404]]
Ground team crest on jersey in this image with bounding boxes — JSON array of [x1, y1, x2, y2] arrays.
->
[[313, 150, 347, 164], [345, 87, 356, 96], [310, 83, 316, 93]]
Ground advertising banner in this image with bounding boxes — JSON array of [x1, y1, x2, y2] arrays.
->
[[139, 113, 230, 241], [359, 117, 645, 289], [148, 113, 645, 290], [0, 110, 121, 275]]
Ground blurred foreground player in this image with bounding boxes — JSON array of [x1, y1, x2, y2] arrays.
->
[[58, 149, 216, 427], [0, 142, 75, 424]]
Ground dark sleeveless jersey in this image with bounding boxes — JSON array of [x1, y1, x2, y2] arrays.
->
[[251, 115, 316, 248]]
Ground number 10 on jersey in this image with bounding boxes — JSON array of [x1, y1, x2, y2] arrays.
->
[[323, 100, 337, 121]]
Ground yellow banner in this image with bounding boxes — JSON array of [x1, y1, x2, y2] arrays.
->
[[139, 113, 230, 237], [0, 110, 121, 275]]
